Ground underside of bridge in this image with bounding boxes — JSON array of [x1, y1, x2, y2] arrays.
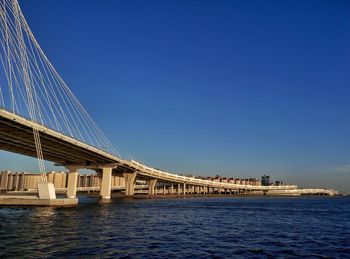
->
[[0, 112, 120, 167]]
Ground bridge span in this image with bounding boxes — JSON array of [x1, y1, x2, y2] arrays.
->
[[1, 108, 319, 202]]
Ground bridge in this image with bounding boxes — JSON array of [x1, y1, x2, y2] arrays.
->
[[0, 106, 300, 201], [0, 0, 334, 205]]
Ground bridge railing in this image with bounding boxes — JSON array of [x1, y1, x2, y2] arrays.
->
[[129, 160, 297, 190]]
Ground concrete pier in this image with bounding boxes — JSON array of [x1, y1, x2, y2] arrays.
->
[[67, 167, 79, 199], [123, 171, 137, 196], [0, 170, 337, 206], [148, 179, 157, 196], [100, 168, 113, 199], [0, 195, 78, 206]]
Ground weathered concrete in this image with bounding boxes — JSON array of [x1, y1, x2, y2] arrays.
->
[[100, 167, 113, 199], [195, 186, 199, 194], [38, 182, 56, 199], [148, 179, 157, 196], [123, 171, 137, 196], [0, 171, 8, 190], [67, 167, 79, 199], [0, 195, 78, 206]]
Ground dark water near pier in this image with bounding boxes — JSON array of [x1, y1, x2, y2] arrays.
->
[[0, 196, 349, 258]]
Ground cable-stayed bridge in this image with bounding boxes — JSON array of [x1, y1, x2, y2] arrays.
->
[[0, 0, 331, 204]]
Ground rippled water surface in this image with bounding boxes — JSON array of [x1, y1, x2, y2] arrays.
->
[[1, 196, 349, 258]]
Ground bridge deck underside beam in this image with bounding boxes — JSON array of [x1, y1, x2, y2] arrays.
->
[[0, 116, 118, 166]]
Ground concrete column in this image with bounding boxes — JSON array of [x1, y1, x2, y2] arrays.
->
[[67, 167, 79, 199], [83, 175, 88, 187], [7, 173, 13, 191], [100, 167, 113, 199], [123, 171, 137, 196], [13, 173, 19, 191], [19, 172, 25, 191], [47, 172, 55, 184], [183, 183, 186, 196], [163, 184, 166, 195], [148, 179, 157, 196], [0, 171, 9, 190], [63, 173, 67, 189], [23, 174, 28, 190], [170, 183, 174, 195]]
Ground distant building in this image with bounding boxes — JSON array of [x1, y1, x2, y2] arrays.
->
[[275, 181, 283, 186], [261, 175, 270, 186], [249, 178, 261, 186]]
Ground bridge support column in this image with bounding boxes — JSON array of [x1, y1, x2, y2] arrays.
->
[[148, 179, 157, 196], [100, 167, 113, 199], [123, 171, 137, 196], [67, 167, 79, 199], [163, 184, 166, 195], [183, 183, 186, 196], [0, 171, 9, 190], [170, 183, 174, 195]]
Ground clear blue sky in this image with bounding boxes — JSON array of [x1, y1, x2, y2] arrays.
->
[[1, 0, 349, 193]]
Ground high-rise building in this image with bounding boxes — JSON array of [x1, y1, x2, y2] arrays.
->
[[261, 175, 270, 186]]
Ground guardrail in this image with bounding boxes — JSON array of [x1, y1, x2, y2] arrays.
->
[[129, 160, 298, 191]]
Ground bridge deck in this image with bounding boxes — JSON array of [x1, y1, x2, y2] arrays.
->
[[0, 109, 122, 166], [0, 109, 298, 191]]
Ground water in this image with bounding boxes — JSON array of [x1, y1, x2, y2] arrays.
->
[[0, 196, 349, 258]]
